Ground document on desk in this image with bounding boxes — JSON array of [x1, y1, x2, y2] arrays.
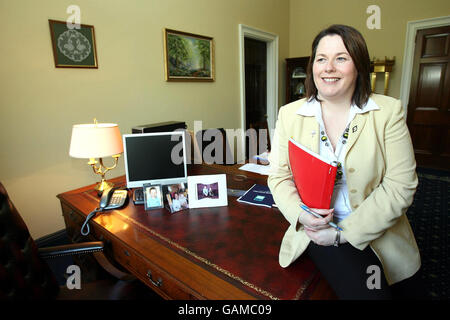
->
[[237, 184, 275, 208], [238, 163, 271, 175]]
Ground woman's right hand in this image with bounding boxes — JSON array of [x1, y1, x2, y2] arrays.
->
[[298, 208, 334, 231]]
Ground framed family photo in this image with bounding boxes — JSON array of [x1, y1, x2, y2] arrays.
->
[[162, 182, 189, 213], [187, 174, 228, 209], [143, 184, 164, 210], [163, 28, 214, 81], [48, 19, 98, 68]]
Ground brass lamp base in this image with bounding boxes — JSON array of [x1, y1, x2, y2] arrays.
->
[[95, 179, 115, 193], [88, 155, 121, 195]]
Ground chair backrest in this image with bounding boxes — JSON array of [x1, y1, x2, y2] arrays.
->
[[195, 128, 235, 165], [0, 182, 59, 299], [248, 118, 271, 152]]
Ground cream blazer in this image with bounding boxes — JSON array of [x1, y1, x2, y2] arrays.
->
[[268, 94, 421, 285]]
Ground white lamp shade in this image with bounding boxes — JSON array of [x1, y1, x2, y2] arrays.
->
[[69, 123, 124, 158]]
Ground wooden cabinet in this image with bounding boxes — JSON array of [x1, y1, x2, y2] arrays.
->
[[285, 56, 310, 104]]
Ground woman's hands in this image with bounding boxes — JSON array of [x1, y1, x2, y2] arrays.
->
[[299, 208, 345, 246], [298, 208, 334, 230], [305, 227, 337, 246]]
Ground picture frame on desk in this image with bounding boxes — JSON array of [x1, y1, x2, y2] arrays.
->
[[48, 19, 98, 68], [162, 181, 189, 213], [143, 184, 164, 210], [187, 174, 228, 209]]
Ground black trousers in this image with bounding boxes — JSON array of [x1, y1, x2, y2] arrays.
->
[[306, 242, 425, 300]]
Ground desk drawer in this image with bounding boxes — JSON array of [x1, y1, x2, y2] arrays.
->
[[94, 228, 202, 300], [61, 203, 84, 241]]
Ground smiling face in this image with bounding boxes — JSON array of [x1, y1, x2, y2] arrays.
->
[[312, 35, 358, 104]]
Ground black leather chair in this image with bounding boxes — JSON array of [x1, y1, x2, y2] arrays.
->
[[194, 128, 235, 165], [0, 182, 160, 300]]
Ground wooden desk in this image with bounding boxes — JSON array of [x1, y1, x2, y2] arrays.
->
[[58, 164, 335, 300]]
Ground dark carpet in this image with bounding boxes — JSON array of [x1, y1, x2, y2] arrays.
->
[[407, 167, 450, 300]]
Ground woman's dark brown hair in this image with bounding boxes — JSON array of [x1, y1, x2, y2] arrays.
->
[[305, 24, 372, 108]]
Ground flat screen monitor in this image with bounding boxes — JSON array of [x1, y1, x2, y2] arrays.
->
[[123, 131, 187, 188]]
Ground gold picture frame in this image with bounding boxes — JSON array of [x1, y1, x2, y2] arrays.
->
[[49, 19, 98, 68], [163, 28, 215, 81]]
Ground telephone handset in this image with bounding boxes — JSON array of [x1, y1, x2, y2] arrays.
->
[[81, 187, 128, 236], [99, 187, 128, 210]]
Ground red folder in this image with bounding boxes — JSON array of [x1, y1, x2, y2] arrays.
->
[[288, 138, 337, 209]]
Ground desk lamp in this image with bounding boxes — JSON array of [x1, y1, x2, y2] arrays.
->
[[69, 119, 123, 193]]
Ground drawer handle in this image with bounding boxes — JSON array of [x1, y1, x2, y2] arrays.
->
[[146, 270, 162, 287]]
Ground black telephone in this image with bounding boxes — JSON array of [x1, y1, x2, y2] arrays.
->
[[99, 187, 128, 210], [81, 187, 128, 236]]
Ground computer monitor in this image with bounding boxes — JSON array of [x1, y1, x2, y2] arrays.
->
[[123, 131, 187, 188]]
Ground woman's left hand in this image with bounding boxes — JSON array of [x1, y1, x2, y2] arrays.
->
[[304, 226, 337, 246]]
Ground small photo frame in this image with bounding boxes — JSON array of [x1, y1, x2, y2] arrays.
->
[[187, 174, 228, 209], [143, 184, 164, 210], [162, 181, 189, 213], [48, 19, 98, 68]]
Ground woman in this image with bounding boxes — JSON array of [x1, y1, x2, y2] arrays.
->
[[268, 24, 422, 299]]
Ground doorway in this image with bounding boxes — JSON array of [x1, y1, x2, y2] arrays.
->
[[244, 37, 267, 159], [238, 24, 278, 162], [406, 24, 450, 170]]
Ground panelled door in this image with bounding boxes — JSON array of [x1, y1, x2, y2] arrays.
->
[[407, 25, 450, 170]]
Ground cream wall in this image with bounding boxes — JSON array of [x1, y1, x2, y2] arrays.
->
[[0, 0, 290, 238], [3, 0, 448, 239], [289, 0, 450, 99]]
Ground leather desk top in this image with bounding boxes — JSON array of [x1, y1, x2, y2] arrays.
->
[[58, 164, 321, 300]]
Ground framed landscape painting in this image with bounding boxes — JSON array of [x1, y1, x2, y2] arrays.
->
[[49, 19, 98, 68], [164, 28, 214, 81]]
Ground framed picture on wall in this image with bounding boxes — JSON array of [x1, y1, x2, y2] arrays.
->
[[48, 19, 98, 68], [163, 28, 215, 81]]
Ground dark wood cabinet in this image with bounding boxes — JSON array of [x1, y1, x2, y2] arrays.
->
[[285, 56, 310, 104]]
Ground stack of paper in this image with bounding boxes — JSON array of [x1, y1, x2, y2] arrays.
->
[[238, 163, 271, 175]]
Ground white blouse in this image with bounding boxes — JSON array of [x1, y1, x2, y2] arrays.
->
[[296, 98, 380, 223]]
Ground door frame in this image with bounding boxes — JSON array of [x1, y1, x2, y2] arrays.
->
[[400, 15, 450, 117], [238, 24, 279, 160]]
